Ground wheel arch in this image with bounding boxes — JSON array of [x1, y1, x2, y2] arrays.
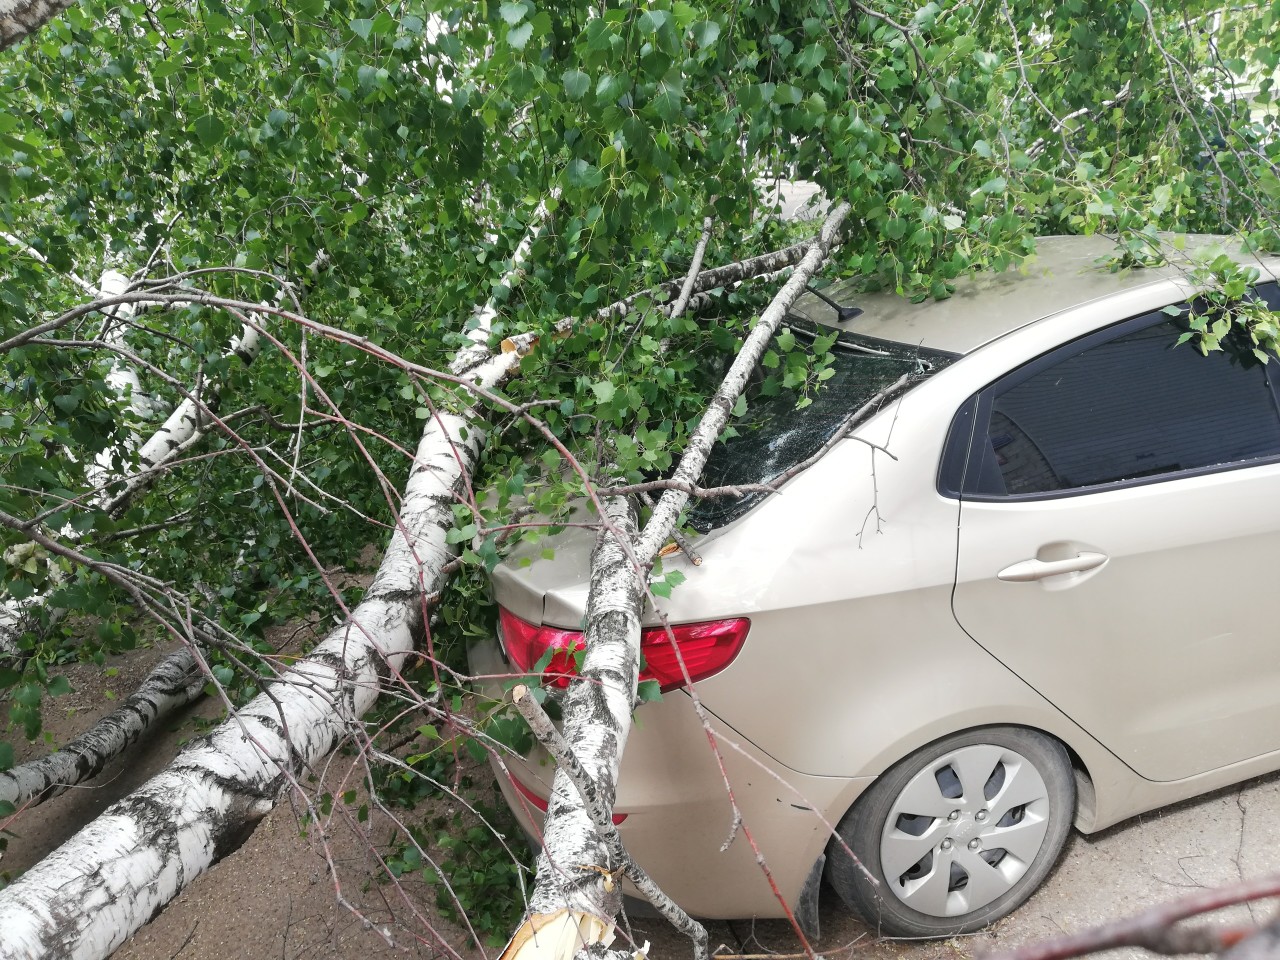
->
[[824, 715, 1106, 841]]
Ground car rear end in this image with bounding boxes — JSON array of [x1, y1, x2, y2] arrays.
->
[[467, 317, 960, 919]]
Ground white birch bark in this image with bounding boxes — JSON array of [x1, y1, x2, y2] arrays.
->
[[0, 392, 490, 960], [87, 271, 157, 487], [132, 318, 262, 475], [0, 0, 73, 48], [452, 194, 556, 376], [0, 647, 204, 811]]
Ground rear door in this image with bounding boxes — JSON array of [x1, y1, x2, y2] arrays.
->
[[951, 288, 1280, 782]]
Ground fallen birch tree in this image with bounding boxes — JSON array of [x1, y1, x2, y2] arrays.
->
[[0, 346, 494, 959], [498, 202, 850, 960], [0, 646, 203, 812]]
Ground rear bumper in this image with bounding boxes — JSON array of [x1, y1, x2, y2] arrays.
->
[[468, 636, 872, 919]]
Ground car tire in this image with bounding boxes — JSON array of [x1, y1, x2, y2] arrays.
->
[[826, 726, 1075, 938]]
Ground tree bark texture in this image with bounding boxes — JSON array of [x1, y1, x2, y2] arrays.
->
[[0, 648, 204, 811], [0, 0, 73, 49]]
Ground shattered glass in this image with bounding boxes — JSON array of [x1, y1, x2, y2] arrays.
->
[[687, 322, 956, 533]]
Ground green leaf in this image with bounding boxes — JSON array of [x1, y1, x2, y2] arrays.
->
[[193, 114, 226, 147], [979, 176, 1007, 195], [45, 675, 72, 697], [566, 158, 602, 188], [638, 9, 669, 32], [562, 69, 590, 101], [0, 741, 12, 772], [499, 2, 527, 25], [507, 22, 533, 49], [591, 381, 615, 403], [349, 18, 373, 40], [691, 20, 720, 49], [637, 679, 663, 703]]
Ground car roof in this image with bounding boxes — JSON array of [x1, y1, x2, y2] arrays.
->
[[788, 234, 1280, 355]]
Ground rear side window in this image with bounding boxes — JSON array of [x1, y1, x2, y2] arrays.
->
[[963, 284, 1280, 498]]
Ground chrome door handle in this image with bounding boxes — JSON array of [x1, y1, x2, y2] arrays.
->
[[997, 552, 1108, 582]]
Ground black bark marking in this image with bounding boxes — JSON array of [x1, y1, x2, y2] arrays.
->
[[368, 586, 420, 605], [247, 712, 284, 737]]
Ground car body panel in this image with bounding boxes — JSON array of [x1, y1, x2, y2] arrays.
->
[[953, 462, 1280, 782], [469, 637, 865, 918]]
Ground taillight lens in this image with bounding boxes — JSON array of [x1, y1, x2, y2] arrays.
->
[[498, 607, 749, 692]]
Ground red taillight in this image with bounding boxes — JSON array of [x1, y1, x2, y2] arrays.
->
[[508, 774, 627, 824], [498, 608, 585, 689], [637, 618, 750, 690], [498, 607, 749, 693]]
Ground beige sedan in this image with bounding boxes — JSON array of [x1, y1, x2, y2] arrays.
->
[[469, 235, 1280, 937]]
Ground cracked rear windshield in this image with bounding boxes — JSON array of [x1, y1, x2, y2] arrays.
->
[[687, 324, 955, 533]]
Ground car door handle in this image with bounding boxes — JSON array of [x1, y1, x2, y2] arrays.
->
[[997, 552, 1108, 582]]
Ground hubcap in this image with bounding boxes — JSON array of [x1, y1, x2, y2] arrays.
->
[[878, 743, 1052, 918]]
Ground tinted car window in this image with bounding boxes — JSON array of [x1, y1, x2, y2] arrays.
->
[[968, 297, 1280, 497], [688, 329, 954, 532]]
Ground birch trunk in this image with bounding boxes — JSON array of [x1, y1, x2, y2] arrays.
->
[[499, 497, 645, 960], [128, 318, 263, 482], [0, 0, 74, 50], [0, 648, 204, 811], [500, 203, 851, 960], [634, 202, 850, 564], [87, 271, 155, 487]]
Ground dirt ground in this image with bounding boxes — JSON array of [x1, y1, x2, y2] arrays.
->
[[4, 643, 1280, 960]]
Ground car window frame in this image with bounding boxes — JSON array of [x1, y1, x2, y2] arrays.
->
[[937, 292, 1280, 502]]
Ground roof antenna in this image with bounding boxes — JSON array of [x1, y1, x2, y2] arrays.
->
[[805, 284, 863, 323]]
